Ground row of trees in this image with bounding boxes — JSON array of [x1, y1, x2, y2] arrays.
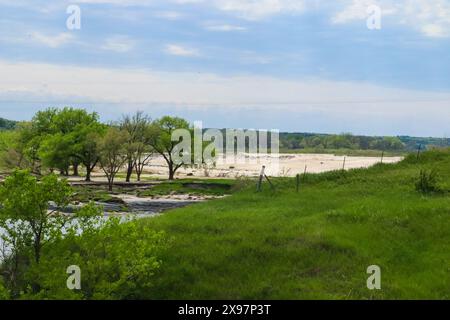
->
[[0, 108, 191, 190], [280, 133, 405, 151]]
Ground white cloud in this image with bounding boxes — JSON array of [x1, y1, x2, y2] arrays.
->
[[165, 44, 200, 56], [204, 24, 246, 31], [28, 31, 74, 48], [332, 0, 390, 24], [0, 60, 449, 115], [421, 24, 448, 37], [213, 0, 306, 20], [154, 11, 184, 20], [74, 0, 154, 5], [101, 35, 136, 53], [332, 0, 450, 38]]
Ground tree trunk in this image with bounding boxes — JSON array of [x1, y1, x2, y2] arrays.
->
[[125, 161, 133, 182], [73, 163, 79, 176], [108, 177, 113, 192], [85, 167, 91, 182], [168, 163, 175, 180]]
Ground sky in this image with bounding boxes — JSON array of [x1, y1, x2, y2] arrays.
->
[[0, 0, 449, 137]]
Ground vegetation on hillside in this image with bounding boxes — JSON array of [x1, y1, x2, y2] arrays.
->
[[136, 149, 449, 299], [0, 117, 16, 130], [0, 147, 448, 299], [279, 132, 450, 154]]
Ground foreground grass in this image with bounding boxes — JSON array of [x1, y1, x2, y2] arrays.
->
[[140, 149, 450, 299]]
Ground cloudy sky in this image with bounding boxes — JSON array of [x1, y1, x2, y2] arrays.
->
[[0, 0, 449, 136]]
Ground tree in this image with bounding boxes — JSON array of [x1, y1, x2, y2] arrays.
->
[[134, 138, 154, 182], [98, 127, 128, 191], [27, 107, 105, 180], [0, 170, 72, 294], [119, 111, 152, 182], [0, 170, 104, 297], [26, 219, 168, 300], [51, 107, 102, 176], [148, 116, 191, 180], [39, 133, 73, 175], [71, 123, 105, 181], [0, 128, 32, 170]]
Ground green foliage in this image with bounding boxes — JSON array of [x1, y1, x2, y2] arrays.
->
[[0, 107, 105, 177], [415, 169, 442, 194], [119, 111, 153, 182], [0, 170, 72, 223], [0, 170, 102, 297], [0, 279, 9, 300], [149, 116, 191, 180], [0, 117, 17, 130], [24, 219, 169, 300], [137, 180, 233, 197], [280, 132, 406, 152], [139, 149, 450, 299], [98, 127, 129, 191], [39, 133, 73, 174]]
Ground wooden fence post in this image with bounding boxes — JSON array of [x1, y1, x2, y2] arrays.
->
[[257, 165, 265, 192], [296, 174, 300, 193], [342, 156, 346, 170], [381, 151, 384, 164]]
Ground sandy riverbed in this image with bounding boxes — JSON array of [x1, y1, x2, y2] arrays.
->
[[123, 153, 403, 179]]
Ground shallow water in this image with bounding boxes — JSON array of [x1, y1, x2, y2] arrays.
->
[[0, 196, 199, 261]]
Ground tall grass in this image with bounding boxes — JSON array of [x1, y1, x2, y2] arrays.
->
[[140, 149, 450, 299]]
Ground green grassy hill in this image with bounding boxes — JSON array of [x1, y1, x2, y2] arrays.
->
[[142, 149, 450, 299]]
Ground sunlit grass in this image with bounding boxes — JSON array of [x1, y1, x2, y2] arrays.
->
[[140, 149, 450, 299]]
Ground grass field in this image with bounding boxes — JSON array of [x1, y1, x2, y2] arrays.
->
[[139, 149, 450, 299]]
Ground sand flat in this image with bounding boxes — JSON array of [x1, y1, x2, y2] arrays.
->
[[141, 153, 403, 178]]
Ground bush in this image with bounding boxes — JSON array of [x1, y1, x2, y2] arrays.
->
[[22, 218, 170, 300], [415, 169, 442, 194], [0, 279, 9, 300]]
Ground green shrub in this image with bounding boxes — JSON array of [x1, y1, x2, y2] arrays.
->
[[0, 279, 9, 300], [415, 169, 441, 194], [22, 218, 170, 300]]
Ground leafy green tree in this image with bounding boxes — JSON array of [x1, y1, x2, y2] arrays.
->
[[119, 111, 152, 182], [0, 171, 71, 294], [148, 116, 191, 180], [26, 219, 169, 300], [39, 133, 73, 175], [0, 171, 72, 264], [0, 129, 30, 170], [71, 122, 105, 181], [0, 170, 102, 297], [98, 127, 128, 191], [26, 107, 104, 179]]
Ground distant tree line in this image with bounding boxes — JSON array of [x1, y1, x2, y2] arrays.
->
[[279, 132, 450, 152], [280, 133, 405, 151], [0, 117, 16, 130]]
